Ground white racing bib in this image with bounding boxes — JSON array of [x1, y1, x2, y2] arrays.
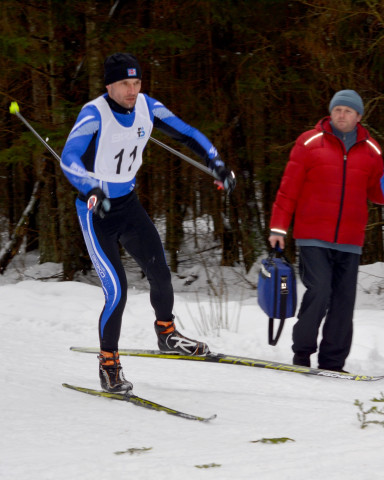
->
[[85, 94, 153, 182]]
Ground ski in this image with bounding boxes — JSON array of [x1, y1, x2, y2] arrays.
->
[[62, 383, 216, 422], [70, 346, 384, 382]]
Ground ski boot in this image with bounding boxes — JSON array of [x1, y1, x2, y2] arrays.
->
[[155, 318, 210, 355], [98, 350, 133, 393]]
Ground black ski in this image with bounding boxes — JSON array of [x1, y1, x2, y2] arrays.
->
[[70, 347, 384, 382], [62, 383, 216, 422]]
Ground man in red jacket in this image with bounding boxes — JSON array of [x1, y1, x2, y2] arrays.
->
[[269, 90, 384, 372]]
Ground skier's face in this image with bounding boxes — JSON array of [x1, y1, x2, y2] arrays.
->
[[106, 78, 142, 109]]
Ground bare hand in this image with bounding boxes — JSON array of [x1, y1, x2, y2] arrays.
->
[[268, 234, 285, 249]]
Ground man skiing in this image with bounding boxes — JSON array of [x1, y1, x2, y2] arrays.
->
[[61, 52, 235, 392]]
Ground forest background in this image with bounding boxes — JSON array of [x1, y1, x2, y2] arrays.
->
[[1, 0, 384, 280]]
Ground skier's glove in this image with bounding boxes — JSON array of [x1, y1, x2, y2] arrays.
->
[[212, 164, 236, 194], [86, 188, 111, 218]]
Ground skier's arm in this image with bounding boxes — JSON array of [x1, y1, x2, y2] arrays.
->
[[61, 105, 101, 196], [146, 96, 216, 162], [145, 95, 235, 192]]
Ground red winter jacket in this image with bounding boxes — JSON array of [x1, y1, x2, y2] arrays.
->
[[270, 117, 384, 247]]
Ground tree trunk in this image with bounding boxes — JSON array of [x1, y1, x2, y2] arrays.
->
[[0, 181, 41, 274]]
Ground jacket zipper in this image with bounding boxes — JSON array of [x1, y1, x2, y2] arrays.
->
[[334, 152, 347, 242], [321, 120, 370, 244]]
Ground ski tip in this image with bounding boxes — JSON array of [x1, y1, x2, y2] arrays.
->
[[70, 346, 97, 354], [204, 414, 217, 422]]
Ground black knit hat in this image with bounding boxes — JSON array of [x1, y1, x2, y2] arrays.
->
[[104, 52, 142, 85]]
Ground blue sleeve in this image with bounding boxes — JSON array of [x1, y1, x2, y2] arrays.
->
[[60, 105, 101, 196], [144, 94, 220, 166]]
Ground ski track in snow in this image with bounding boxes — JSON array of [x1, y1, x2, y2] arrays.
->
[[1, 265, 384, 480]]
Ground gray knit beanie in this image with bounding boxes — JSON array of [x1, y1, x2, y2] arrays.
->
[[329, 90, 364, 116]]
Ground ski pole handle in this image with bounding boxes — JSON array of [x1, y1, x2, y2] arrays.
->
[[9, 101, 61, 163]]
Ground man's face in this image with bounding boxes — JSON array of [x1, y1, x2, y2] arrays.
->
[[330, 105, 362, 133], [106, 78, 142, 109]]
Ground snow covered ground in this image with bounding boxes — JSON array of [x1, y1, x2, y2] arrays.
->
[[1, 253, 384, 480]]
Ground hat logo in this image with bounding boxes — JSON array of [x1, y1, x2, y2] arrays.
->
[[127, 68, 137, 77]]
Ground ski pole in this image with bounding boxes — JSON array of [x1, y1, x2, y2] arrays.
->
[[149, 136, 215, 178], [9, 102, 226, 185], [9, 101, 61, 163], [9, 101, 112, 215]]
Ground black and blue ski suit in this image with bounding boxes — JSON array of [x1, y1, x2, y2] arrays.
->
[[61, 93, 222, 351]]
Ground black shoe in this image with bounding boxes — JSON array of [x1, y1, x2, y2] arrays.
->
[[98, 350, 133, 393], [155, 319, 210, 355], [293, 353, 311, 367]]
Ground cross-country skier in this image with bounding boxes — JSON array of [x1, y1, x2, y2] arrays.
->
[[61, 52, 236, 392]]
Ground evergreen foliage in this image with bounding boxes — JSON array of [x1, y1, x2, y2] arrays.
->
[[1, 0, 383, 278]]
